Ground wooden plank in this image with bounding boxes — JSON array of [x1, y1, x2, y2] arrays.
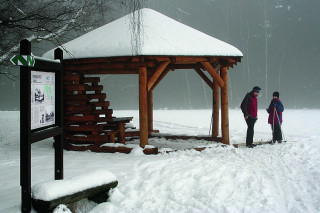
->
[[220, 66, 229, 145], [147, 61, 170, 91], [200, 62, 225, 88], [194, 68, 213, 89], [139, 66, 148, 147]]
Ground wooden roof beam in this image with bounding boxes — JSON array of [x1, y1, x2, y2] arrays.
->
[[147, 61, 170, 91], [200, 61, 225, 88], [66, 69, 139, 75]]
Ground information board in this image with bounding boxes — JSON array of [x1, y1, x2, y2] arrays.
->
[[31, 71, 55, 130]]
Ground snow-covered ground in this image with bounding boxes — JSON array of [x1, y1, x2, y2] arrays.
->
[[1, 109, 320, 212]]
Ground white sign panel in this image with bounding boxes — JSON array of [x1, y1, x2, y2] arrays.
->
[[31, 71, 55, 130]]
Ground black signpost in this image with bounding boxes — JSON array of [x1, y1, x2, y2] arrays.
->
[[18, 39, 64, 212]]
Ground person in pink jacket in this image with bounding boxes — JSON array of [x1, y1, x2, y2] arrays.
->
[[266, 91, 284, 143]]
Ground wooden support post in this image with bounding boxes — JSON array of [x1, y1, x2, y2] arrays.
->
[[148, 91, 153, 131], [212, 80, 219, 137], [220, 66, 229, 145], [139, 66, 148, 147]]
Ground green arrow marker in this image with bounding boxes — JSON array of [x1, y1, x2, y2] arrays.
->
[[10, 55, 35, 67]]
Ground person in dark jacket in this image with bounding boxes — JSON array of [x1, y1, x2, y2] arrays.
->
[[241, 86, 261, 148], [266, 91, 284, 143]]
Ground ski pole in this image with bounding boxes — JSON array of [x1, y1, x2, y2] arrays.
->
[[275, 109, 285, 141], [272, 106, 275, 143]]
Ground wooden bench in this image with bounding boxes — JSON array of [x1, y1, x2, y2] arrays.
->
[[104, 117, 133, 144], [31, 170, 118, 212]]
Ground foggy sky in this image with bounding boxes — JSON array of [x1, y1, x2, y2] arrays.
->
[[1, 0, 319, 110]]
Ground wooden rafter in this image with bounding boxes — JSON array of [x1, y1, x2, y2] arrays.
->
[[194, 68, 213, 89], [147, 61, 170, 91], [200, 62, 225, 88], [150, 68, 171, 91]]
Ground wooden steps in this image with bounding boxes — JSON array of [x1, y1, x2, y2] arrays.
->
[[64, 73, 133, 150]]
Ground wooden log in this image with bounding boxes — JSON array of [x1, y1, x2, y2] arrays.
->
[[64, 94, 106, 101], [64, 115, 95, 122], [212, 80, 219, 137], [65, 105, 92, 112], [64, 61, 156, 72], [81, 77, 100, 83], [147, 61, 170, 91], [32, 180, 118, 212], [96, 117, 113, 122], [150, 68, 170, 91], [64, 100, 88, 105], [194, 68, 213, 89], [66, 134, 108, 142], [139, 66, 148, 147], [108, 117, 133, 123], [85, 85, 103, 91], [69, 69, 139, 75], [117, 122, 125, 144], [65, 110, 91, 116], [90, 101, 110, 108], [220, 66, 229, 145], [168, 64, 201, 70], [148, 91, 153, 131], [65, 125, 104, 132], [63, 75, 80, 81], [200, 62, 225, 88], [64, 85, 85, 91], [124, 130, 160, 137], [92, 109, 113, 115]]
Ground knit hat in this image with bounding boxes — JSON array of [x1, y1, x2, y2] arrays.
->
[[273, 91, 279, 97], [252, 86, 261, 93]]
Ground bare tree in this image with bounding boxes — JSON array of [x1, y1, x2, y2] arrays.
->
[[0, 0, 146, 79]]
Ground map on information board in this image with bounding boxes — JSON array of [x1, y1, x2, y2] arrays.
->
[[31, 71, 55, 130]]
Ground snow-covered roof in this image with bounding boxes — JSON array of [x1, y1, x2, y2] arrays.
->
[[43, 8, 243, 60]]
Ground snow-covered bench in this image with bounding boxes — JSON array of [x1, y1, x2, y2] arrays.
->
[[31, 170, 118, 212]]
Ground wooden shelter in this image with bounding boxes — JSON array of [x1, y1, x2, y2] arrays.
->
[[43, 8, 243, 152]]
